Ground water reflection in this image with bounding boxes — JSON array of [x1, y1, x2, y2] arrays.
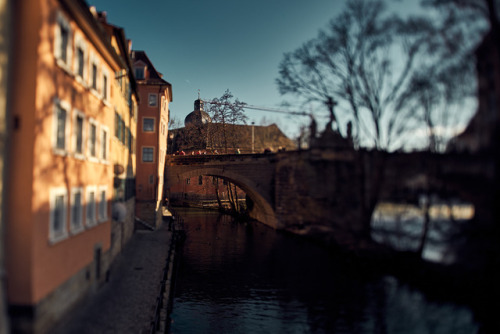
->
[[170, 208, 478, 333], [371, 198, 474, 264]]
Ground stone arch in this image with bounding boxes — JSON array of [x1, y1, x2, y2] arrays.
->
[[171, 167, 280, 229]]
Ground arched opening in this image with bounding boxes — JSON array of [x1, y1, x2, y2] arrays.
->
[[166, 168, 280, 229]]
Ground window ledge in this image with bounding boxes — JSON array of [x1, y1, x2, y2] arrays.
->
[[70, 225, 85, 236], [49, 232, 69, 245], [56, 59, 73, 76], [53, 148, 69, 157]]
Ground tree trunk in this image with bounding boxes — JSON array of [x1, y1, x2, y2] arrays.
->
[[214, 177, 223, 210], [234, 184, 240, 212], [417, 194, 431, 258], [227, 182, 237, 213]]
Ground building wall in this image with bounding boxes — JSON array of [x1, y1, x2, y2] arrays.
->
[[136, 85, 161, 201], [6, 0, 126, 331], [135, 80, 170, 226], [0, 0, 11, 331]]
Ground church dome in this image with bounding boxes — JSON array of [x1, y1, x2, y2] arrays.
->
[[184, 98, 212, 127]]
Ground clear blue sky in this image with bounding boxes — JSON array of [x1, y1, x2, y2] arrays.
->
[[89, 0, 422, 138]]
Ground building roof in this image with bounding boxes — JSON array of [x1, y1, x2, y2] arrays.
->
[[61, 0, 126, 72], [131, 50, 173, 101], [171, 123, 296, 153], [96, 12, 139, 100]]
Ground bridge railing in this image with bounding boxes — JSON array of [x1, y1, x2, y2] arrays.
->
[[166, 152, 278, 165]]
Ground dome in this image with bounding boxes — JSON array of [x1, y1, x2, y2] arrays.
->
[[184, 98, 212, 127], [184, 110, 211, 127]]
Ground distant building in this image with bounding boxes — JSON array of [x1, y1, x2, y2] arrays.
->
[[448, 30, 500, 152], [169, 98, 296, 154], [167, 98, 296, 206], [4, 0, 137, 332], [131, 50, 172, 227]]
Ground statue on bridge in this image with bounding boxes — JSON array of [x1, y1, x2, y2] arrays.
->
[[308, 97, 353, 150]]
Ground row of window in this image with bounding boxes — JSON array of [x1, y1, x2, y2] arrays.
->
[[55, 11, 110, 102], [54, 98, 109, 162], [115, 112, 135, 152], [50, 186, 108, 244]]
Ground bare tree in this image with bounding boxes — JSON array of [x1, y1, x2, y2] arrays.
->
[[276, 0, 474, 151], [205, 89, 247, 153]]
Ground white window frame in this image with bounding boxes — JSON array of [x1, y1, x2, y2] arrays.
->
[[70, 187, 85, 235], [143, 117, 155, 132], [86, 186, 97, 227], [72, 109, 85, 159], [102, 68, 110, 103], [142, 146, 154, 163], [73, 33, 87, 85], [88, 118, 98, 161], [89, 52, 100, 95], [53, 98, 70, 156], [54, 11, 72, 71], [148, 93, 157, 107], [100, 125, 109, 162], [49, 187, 69, 244], [97, 185, 108, 223]]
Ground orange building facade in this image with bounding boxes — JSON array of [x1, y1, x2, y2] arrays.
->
[[132, 51, 172, 227], [5, 0, 136, 332]]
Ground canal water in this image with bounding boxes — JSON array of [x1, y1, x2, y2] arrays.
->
[[169, 208, 478, 334]]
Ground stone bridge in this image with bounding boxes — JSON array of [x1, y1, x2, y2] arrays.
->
[[165, 148, 497, 248]]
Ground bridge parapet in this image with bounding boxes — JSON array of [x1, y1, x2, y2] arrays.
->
[[166, 153, 277, 165]]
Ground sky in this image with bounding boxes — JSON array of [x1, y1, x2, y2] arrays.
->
[[89, 0, 429, 139]]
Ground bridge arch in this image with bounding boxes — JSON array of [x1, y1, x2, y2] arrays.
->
[[169, 167, 280, 229]]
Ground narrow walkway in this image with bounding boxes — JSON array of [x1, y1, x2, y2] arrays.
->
[[53, 223, 172, 334]]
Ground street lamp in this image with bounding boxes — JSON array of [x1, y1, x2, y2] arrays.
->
[[251, 122, 255, 153]]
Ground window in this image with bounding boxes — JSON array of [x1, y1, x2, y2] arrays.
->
[[74, 34, 87, 83], [115, 111, 121, 139], [198, 175, 203, 185], [53, 99, 70, 154], [70, 187, 84, 234], [55, 104, 67, 150], [55, 13, 71, 68], [49, 187, 68, 243], [86, 186, 97, 227], [102, 73, 108, 100], [135, 67, 144, 80], [60, 25, 69, 62], [127, 129, 133, 152], [142, 147, 154, 162], [149, 175, 154, 184], [143, 118, 155, 132], [186, 178, 191, 185], [148, 93, 157, 107], [101, 126, 109, 161], [120, 119, 126, 144], [76, 47, 84, 78], [91, 63, 98, 90], [73, 110, 85, 156], [98, 186, 108, 222], [88, 119, 97, 158]]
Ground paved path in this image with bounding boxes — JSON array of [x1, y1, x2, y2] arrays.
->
[[53, 223, 172, 334]]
